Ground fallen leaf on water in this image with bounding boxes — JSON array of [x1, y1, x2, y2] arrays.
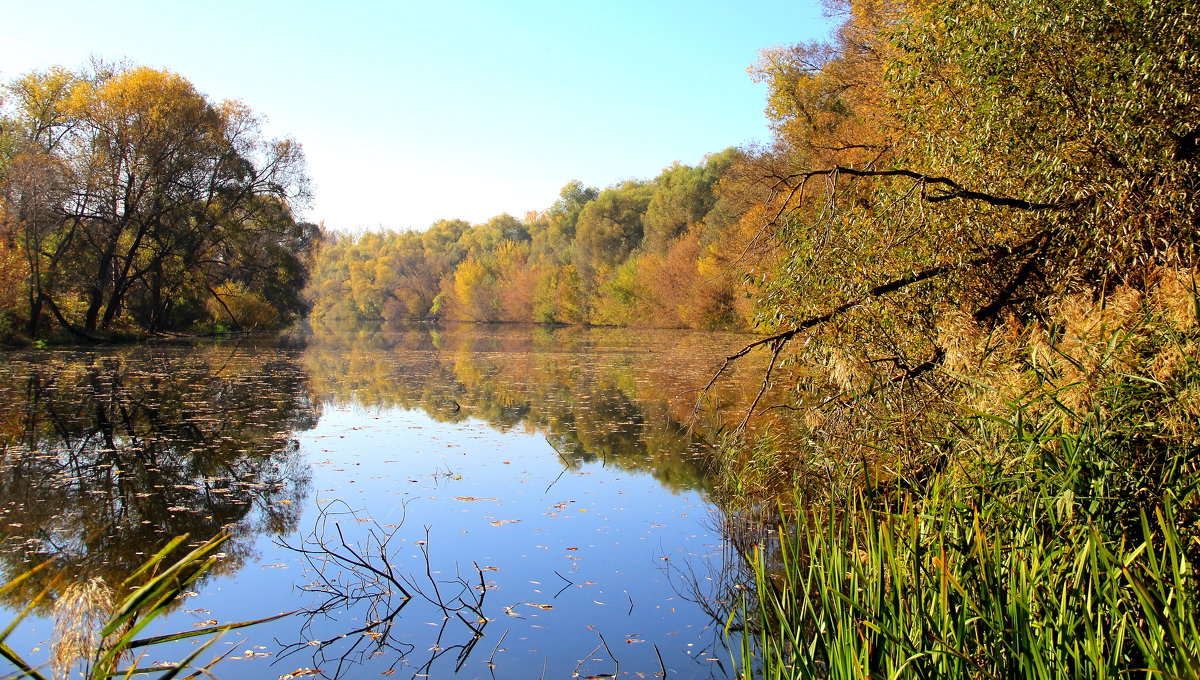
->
[[525, 603, 553, 610], [455, 497, 499, 502], [490, 519, 519, 526]]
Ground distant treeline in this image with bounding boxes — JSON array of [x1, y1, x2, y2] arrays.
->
[[306, 149, 763, 328], [0, 62, 316, 343]]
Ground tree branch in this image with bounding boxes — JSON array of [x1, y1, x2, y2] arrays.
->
[[692, 231, 1050, 423], [784, 166, 1091, 211]]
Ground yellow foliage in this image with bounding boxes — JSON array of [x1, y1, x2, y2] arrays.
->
[[205, 281, 277, 329]]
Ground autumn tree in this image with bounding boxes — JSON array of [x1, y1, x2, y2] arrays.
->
[[0, 63, 311, 339], [573, 180, 653, 310], [707, 0, 1200, 472]]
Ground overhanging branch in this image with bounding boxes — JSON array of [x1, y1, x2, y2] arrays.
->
[[692, 231, 1050, 424], [782, 166, 1091, 211]]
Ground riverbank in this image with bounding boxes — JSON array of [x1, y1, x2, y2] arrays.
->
[[725, 271, 1200, 677]]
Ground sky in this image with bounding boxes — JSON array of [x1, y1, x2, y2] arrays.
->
[[0, 0, 834, 232]]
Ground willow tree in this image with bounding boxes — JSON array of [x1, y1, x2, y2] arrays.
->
[[1, 63, 312, 339], [725, 0, 1200, 464]]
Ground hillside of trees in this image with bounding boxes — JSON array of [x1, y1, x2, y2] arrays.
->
[[0, 62, 317, 343]]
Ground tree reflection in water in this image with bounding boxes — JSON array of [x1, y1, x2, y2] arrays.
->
[[0, 338, 317, 606], [303, 320, 781, 495], [0, 324, 787, 679], [296, 321, 782, 677]]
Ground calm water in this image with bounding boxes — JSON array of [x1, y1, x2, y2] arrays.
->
[[0, 323, 772, 680]]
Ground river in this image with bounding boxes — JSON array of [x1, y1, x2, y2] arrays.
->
[[0, 323, 776, 680]]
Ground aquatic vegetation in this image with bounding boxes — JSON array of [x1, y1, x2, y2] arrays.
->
[[731, 316, 1200, 678], [0, 533, 288, 680]]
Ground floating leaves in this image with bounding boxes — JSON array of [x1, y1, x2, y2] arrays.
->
[[278, 669, 322, 679]]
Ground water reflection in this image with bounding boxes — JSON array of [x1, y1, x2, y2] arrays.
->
[[0, 323, 772, 678], [304, 320, 772, 493], [0, 339, 316, 604]]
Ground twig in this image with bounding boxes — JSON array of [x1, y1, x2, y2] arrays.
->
[[571, 641, 605, 679], [654, 643, 668, 678], [597, 631, 619, 678], [553, 570, 575, 598], [486, 629, 508, 669], [544, 441, 573, 493]]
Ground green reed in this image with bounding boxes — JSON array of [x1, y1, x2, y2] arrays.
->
[[734, 338, 1200, 679], [0, 533, 287, 680]]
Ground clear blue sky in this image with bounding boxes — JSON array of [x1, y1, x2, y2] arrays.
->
[[1, 0, 833, 232]]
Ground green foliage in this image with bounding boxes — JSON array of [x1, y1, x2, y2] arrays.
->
[[643, 150, 737, 254], [739, 491, 1200, 680], [735, 331, 1200, 677], [0, 534, 288, 680], [572, 180, 654, 299], [591, 258, 643, 326], [532, 265, 584, 324]]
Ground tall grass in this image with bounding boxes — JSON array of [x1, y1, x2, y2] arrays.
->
[[737, 493, 1199, 679], [733, 291, 1200, 678]]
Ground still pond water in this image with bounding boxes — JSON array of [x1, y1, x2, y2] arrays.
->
[[0, 324, 774, 680]]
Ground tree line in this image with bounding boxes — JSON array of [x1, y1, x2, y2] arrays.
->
[[305, 149, 764, 328], [308, 0, 1198, 360], [0, 61, 317, 343]]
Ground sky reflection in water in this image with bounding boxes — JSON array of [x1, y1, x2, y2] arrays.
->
[[0, 324, 769, 679]]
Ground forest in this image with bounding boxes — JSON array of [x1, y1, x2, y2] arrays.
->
[[299, 0, 1200, 673]]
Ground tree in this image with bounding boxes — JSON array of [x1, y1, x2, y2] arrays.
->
[[1, 64, 310, 339], [706, 0, 1200, 469], [642, 149, 738, 255], [572, 180, 653, 308], [531, 180, 598, 265]]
